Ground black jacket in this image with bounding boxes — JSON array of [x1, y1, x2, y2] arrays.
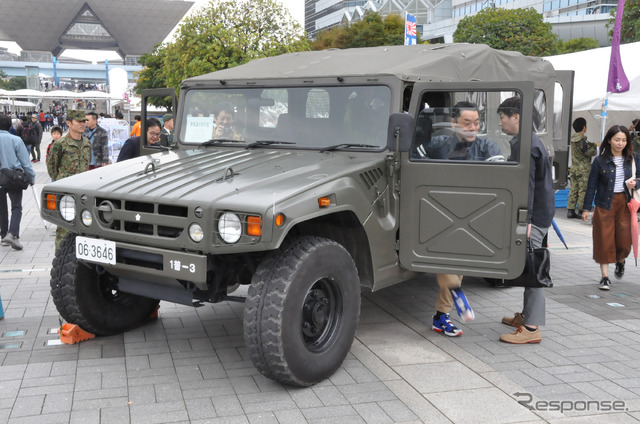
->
[[509, 133, 555, 228], [117, 136, 140, 162]]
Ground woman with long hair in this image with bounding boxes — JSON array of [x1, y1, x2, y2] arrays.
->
[[582, 125, 640, 290]]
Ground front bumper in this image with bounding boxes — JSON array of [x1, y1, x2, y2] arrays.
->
[[80, 238, 209, 290]]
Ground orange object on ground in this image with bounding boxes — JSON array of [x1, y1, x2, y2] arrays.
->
[[150, 305, 160, 319], [59, 323, 95, 344]]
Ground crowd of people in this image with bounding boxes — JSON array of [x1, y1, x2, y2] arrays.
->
[[0, 108, 174, 250]]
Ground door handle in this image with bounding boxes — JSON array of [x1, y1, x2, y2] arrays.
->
[[517, 208, 528, 223]]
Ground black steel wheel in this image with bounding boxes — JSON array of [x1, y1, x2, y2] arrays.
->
[[243, 236, 360, 386]]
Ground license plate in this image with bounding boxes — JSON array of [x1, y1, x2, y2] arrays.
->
[[76, 236, 116, 265]]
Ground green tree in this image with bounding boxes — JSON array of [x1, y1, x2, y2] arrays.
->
[[0, 76, 27, 90], [556, 37, 599, 54], [161, 0, 309, 92], [311, 12, 408, 50], [607, 0, 640, 43], [453, 8, 558, 56], [134, 43, 173, 110]]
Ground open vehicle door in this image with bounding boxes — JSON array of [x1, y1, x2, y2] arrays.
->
[[551, 70, 575, 190], [140, 88, 177, 156], [398, 82, 536, 279]]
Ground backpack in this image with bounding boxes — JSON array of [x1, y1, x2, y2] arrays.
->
[[20, 124, 33, 145]]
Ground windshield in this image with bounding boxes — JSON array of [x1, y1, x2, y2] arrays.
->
[[179, 85, 391, 149]]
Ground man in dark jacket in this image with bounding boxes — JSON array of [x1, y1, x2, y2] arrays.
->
[[16, 116, 33, 149], [84, 112, 110, 168], [413, 101, 503, 161], [28, 115, 43, 162], [497, 96, 555, 344]]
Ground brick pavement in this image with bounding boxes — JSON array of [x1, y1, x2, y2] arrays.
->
[[1, 135, 639, 423]]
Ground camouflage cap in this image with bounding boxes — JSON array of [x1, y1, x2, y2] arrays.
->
[[163, 113, 173, 122], [67, 110, 88, 122]]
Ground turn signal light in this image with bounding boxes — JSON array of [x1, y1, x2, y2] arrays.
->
[[46, 194, 57, 210], [247, 216, 262, 237], [275, 213, 285, 227], [318, 197, 331, 208]]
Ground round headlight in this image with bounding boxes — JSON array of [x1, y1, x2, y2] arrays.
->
[[81, 210, 93, 226], [218, 213, 241, 244], [59, 195, 76, 222], [189, 223, 204, 242]]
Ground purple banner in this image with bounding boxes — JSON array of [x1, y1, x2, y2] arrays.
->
[[607, 0, 629, 93]]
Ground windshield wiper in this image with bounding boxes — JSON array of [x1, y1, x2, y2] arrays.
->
[[245, 140, 296, 149], [199, 138, 243, 147], [319, 143, 379, 152]]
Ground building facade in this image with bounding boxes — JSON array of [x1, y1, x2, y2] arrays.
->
[[306, 0, 616, 46]]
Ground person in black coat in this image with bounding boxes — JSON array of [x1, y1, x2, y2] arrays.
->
[[117, 118, 162, 162]]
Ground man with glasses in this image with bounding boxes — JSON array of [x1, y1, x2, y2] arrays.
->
[[414, 101, 502, 161], [117, 118, 163, 162]]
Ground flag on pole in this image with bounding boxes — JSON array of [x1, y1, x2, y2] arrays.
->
[[607, 0, 629, 93], [405, 13, 417, 45]]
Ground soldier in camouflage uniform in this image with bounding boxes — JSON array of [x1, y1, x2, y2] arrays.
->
[[567, 117, 597, 218], [46, 110, 91, 249], [630, 119, 640, 154]]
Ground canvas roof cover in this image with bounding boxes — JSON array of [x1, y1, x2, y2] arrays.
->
[[185, 44, 558, 85]]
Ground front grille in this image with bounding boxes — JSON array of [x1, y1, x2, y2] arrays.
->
[[96, 197, 188, 238]]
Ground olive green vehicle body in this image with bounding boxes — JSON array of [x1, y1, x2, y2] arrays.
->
[[40, 44, 573, 385]]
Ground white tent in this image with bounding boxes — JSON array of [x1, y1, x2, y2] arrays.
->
[[545, 42, 640, 142], [0, 88, 123, 100]]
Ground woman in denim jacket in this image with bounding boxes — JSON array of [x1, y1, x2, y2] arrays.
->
[[582, 125, 640, 290]]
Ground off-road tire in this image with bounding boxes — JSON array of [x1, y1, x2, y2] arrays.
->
[[243, 236, 361, 386], [50, 233, 160, 336]]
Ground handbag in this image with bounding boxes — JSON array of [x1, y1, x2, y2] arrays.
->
[[0, 167, 30, 190], [504, 245, 553, 288]]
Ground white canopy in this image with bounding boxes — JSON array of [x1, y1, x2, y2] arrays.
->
[[0, 88, 124, 100], [0, 98, 37, 107], [545, 42, 640, 141], [545, 42, 640, 112]]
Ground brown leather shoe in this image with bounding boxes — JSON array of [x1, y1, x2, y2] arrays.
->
[[500, 326, 541, 344], [501, 312, 525, 327]]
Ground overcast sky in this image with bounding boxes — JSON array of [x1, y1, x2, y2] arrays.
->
[[0, 0, 304, 62]]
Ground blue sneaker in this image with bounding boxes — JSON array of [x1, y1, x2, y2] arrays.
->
[[451, 288, 475, 322], [432, 313, 462, 337]]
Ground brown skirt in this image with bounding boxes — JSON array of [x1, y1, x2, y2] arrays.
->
[[592, 193, 631, 264]]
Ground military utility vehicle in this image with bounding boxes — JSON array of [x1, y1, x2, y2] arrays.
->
[[41, 44, 573, 386]]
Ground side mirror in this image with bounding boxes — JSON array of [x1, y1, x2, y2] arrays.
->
[[387, 113, 415, 152]]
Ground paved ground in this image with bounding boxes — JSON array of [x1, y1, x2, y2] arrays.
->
[[1, 137, 640, 423]]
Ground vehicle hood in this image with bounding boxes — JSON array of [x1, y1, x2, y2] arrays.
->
[[45, 148, 384, 208]]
